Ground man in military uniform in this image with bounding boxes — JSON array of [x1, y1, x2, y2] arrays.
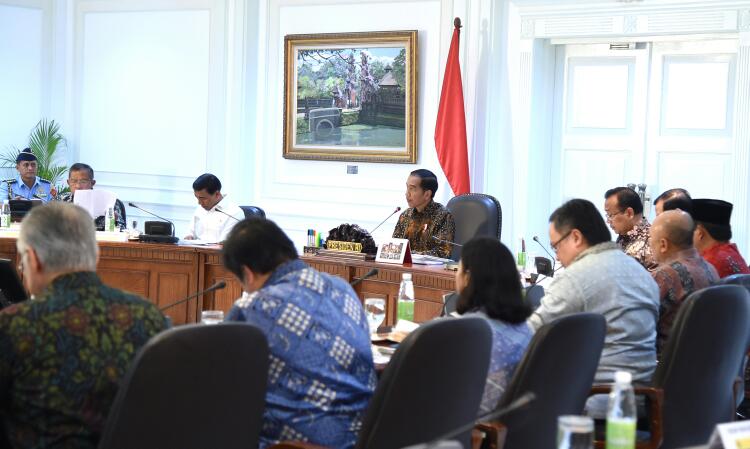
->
[[0, 148, 55, 202]]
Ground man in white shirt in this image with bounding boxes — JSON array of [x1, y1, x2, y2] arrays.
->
[[184, 173, 244, 243]]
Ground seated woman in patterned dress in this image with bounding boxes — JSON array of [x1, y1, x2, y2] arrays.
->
[[455, 237, 533, 413]]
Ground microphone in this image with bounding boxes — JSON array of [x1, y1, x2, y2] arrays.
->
[[350, 268, 378, 287], [431, 235, 463, 247], [128, 202, 176, 236], [409, 392, 536, 449], [215, 206, 241, 222], [369, 207, 401, 234], [159, 280, 227, 312], [532, 236, 556, 275]]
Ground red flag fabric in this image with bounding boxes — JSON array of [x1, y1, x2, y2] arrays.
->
[[434, 19, 470, 196]]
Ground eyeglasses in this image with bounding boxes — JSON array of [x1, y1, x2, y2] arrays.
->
[[68, 178, 92, 185], [605, 210, 624, 221], [550, 230, 572, 253]]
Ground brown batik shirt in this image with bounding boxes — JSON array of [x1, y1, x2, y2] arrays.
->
[[392, 200, 455, 258], [617, 216, 657, 270]]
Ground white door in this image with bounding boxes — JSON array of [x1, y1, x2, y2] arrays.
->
[[553, 43, 650, 210]]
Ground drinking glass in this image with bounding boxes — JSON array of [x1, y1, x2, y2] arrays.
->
[[201, 310, 224, 325], [557, 415, 593, 449], [364, 298, 386, 333]]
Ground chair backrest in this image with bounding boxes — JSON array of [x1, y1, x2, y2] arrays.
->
[[240, 205, 266, 219], [497, 313, 606, 449], [356, 317, 492, 449], [718, 273, 750, 289], [524, 284, 544, 310], [446, 194, 502, 260], [653, 285, 750, 449], [98, 323, 269, 449], [717, 273, 750, 407]]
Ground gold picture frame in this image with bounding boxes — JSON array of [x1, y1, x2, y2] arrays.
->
[[283, 30, 418, 163]]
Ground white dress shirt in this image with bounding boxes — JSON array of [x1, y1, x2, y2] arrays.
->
[[186, 195, 244, 243]]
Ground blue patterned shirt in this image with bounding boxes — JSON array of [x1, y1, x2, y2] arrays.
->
[[0, 174, 53, 202], [226, 259, 376, 449], [464, 311, 532, 413]]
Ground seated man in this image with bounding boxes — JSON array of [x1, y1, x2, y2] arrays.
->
[[0, 202, 166, 448], [529, 199, 659, 384], [58, 162, 127, 230], [392, 169, 455, 258], [604, 187, 656, 270], [692, 198, 750, 278], [653, 188, 692, 216], [184, 173, 243, 242], [222, 218, 375, 448], [0, 148, 55, 202], [650, 210, 718, 354]]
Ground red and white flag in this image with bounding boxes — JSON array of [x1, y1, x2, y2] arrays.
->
[[434, 18, 470, 196]]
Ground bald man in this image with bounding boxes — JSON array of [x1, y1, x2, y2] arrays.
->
[[650, 210, 719, 353]]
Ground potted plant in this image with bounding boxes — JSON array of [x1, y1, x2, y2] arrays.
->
[[1, 119, 69, 195]]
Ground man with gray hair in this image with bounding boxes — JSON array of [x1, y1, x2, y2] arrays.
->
[[0, 202, 167, 448]]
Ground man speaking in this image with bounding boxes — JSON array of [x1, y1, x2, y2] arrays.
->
[[392, 169, 455, 258]]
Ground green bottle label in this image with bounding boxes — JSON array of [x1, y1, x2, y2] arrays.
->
[[606, 417, 636, 449], [397, 300, 414, 322]]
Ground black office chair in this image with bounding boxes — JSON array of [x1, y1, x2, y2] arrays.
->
[[446, 193, 502, 260], [479, 313, 606, 449], [524, 284, 544, 310], [592, 285, 750, 449], [717, 274, 750, 413], [271, 317, 492, 449], [98, 323, 269, 449], [240, 205, 266, 219]]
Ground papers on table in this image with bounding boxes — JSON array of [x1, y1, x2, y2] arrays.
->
[[411, 254, 452, 265], [708, 420, 750, 449], [73, 190, 117, 219]]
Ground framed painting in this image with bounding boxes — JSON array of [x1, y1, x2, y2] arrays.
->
[[283, 30, 418, 163]]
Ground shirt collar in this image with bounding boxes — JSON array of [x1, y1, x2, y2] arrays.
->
[[571, 241, 620, 264], [41, 271, 101, 299], [263, 259, 307, 287], [623, 216, 649, 239]]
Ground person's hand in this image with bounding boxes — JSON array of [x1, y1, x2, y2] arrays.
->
[[183, 235, 195, 240]]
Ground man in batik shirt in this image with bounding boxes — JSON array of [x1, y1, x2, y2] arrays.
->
[[605, 186, 656, 270], [649, 210, 718, 354], [223, 218, 375, 449], [692, 198, 750, 278], [0, 203, 166, 449], [392, 169, 455, 258]]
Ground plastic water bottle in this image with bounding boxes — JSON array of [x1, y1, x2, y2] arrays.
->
[[397, 273, 415, 322], [0, 200, 9, 228], [105, 207, 115, 232], [606, 371, 636, 449]]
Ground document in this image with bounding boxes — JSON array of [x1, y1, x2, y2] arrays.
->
[[73, 190, 117, 219]]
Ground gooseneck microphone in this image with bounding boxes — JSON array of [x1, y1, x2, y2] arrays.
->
[[369, 207, 401, 234], [350, 268, 378, 287], [410, 392, 536, 449], [159, 280, 227, 312], [215, 206, 241, 222], [128, 202, 176, 236], [431, 235, 463, 247], [532, 235, 557, 274]]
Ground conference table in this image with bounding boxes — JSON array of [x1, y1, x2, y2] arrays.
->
[[0, 237, 456, 325]]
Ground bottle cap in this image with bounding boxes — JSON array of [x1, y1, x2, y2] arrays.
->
[[403, 273, 412, 280], [614, 371, 632, 384]]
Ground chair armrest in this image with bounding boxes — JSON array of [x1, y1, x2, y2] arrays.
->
[[268, 442, 329, 449], [590, 384, 664, 449], [474, 422, 507, 449]]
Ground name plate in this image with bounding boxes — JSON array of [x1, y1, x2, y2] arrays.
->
[[326, 240, 363, 252], [375, 238, 412, 265]]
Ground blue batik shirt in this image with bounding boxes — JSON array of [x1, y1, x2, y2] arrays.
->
[[0, 175, 53, 202], [226, 259, 376, 449]]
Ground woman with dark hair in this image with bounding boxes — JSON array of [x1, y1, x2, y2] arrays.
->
[[455, 237, 532, 413]]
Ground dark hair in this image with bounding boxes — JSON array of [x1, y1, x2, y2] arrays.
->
[[549, 199, 611, 246], [654, 188, 692, 214], [605, 187, 643, 215], [192, 173, 222, 195], [698, 221, 732, 242], [455, 237, 531, 323], [221, 218, 298, 279], [410, 169, 438, 199], [69, 163, 94, 180]]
